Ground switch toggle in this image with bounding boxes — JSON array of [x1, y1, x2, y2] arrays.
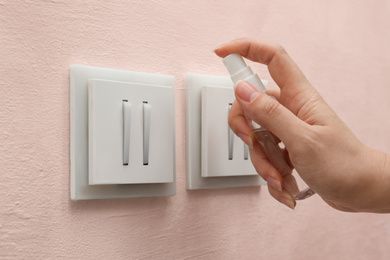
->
[[143, 102, 151, 166], [244, 141, 249, 160], [227, 103, 249, 161], [122, 100, 131, 165], [228, 103, 234, 160]]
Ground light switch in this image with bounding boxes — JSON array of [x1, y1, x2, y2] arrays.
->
[[70, 65, 176, 200], [88, 79, 174, 185], [201, 86, 257, 177], [186, 73, 267, 190]]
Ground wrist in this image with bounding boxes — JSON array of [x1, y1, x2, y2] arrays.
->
[[353, 146, 390, 213], [324, 144, 390, 213], [368, 149, 390, 213]]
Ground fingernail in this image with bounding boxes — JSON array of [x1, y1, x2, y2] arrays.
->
[[280, 196, 296, 210], [235, 80, 259, 103], [213, 43, 225, 52], [237, 132, 254, 149], [265, 176, 282, 192]]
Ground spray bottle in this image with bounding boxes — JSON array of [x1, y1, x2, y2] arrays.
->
[[223, 54, 314, 200]]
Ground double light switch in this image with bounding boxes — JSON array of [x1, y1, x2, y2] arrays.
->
[[70, 65, 176, 200], [186, 73, 266, 190]]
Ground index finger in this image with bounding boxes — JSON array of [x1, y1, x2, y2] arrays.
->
[[214, 38, 318, 119], [214, 38, 314, 88]]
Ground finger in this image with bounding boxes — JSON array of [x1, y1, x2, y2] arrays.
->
[[229, 86, 290, 145], [214, 38, 310, 94], [215, 38, 324, 120], [230, 99, 285, 191], [249, 143, 283, 192], [283, 174, 300, 197], [235, 80, 308, 146], [251, 140, 298, 208], [268, 183, 296, 210], [265, 87, 280, 101], [228, 100, 254, 148], [266, 89, 282, 143]]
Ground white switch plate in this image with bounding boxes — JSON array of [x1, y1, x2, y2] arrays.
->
[[70, 65, 176, 200], [88, 79, 174, 185], [186, 73, 266, 190], [201, 86, 258, 177]]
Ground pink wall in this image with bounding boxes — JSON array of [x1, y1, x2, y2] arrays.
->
[[1, 0, 390, 259]]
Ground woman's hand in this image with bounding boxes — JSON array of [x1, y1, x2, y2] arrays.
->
[[215, 38, 390, 212]]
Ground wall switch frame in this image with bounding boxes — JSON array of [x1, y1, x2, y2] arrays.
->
[[70, 65, 176, 200], [186, 73, 266, 190]]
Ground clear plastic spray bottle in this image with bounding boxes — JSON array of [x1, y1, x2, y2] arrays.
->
[[223, 54, 314, 200]]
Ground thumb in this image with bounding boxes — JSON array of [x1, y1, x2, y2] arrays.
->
[[235, 80, 307, 145]]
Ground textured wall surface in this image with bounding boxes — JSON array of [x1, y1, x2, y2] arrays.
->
[[1, 0, 390, 259]]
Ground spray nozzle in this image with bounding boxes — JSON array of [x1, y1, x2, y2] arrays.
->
[[223, 53, 247, 76], [222, 53, 266, 92]]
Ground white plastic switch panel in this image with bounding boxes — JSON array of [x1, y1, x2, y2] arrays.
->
[[201, 86, 258, 177], [88, 79, 174, 185], [186, 73, 267, 190], [70, 65, 176, 200]]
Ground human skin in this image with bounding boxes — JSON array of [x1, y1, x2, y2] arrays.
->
[[214, 38, 390, 213]]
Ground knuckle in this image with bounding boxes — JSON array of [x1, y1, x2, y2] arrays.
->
[[288, 127, 319, 158], [227, 110, 243, 132], [227, 112, 235, 127], [261, 97, 282, 118], [274, 43, 287, 55]]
